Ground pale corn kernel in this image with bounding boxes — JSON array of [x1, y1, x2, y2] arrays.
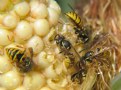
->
[[0, 28, 14, 46], [54, 62, 63, 75], [48, 0, 61, 14], [14, 86, 26, 90], [34, 19, 50, 37], [40, 86, 52, 90], [14, 36, 26, 44], [0, 46, 4, 56], [44, 65, 57, 78], [0, 0, 9, 11], [47, 78, 68, 90], [30, 2, 48, 19], [0, 55, 12, 73], [0, 70, 23, 90], [26, 35, 44, 54], [0, 0, 64, 90], [9, 9, 20, 20], [47, 54, 55, 63], [35, 51, 50, 69], [11, 0, 21, 4], [14, 1, 30, 17], [0, 14, 5, 24], [23, 72, 45, 90], [29, 0, 39, 7], [48, 7, 60, 27], [0, 87, 7, 90], [43, 27, 56, 43], [3, 14, 18, 29], [25, 16, 36, 23], [15, 20, 33, 40]]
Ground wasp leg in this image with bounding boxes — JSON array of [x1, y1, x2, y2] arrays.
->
[[71, 69, 86, 83]]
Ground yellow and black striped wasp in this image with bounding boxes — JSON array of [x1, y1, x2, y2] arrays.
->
[[65, 4, 92, 43], [5, 44, 33, 72]]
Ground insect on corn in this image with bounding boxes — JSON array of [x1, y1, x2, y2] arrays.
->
[[54, 34, 87, 83], [5, 45, 33, 72], [54, 34, 84, 66], [74, 33, 114, 89], [54, 34, 72, 55], [65, 4, 92, 43]]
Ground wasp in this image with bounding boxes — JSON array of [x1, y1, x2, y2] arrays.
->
[[78, 34, 112, 67], [5, 45, 33, 72], [54, 34, 72, 54], [54, 34, 87, 83], [71, 47, 111, 84], [54, 34, 74, 67], [71, 33, 113, 85], [65, 5, 92, 43], [54, 34, 85, 64]]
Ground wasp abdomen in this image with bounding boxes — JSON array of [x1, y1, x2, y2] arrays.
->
[[65, 12, 83, 27], [6, 48, 25, 62]]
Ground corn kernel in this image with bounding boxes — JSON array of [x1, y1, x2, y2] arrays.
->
[[14, 1, 30, 17], [34, 19, 50, 37]]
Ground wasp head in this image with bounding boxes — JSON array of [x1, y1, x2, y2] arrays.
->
[[54, 34, 65, 44]]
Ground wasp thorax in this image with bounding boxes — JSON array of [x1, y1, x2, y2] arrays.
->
[[54, 34, 72, 50], [84, 51, 94, 62], [62, 40, 71, 50]]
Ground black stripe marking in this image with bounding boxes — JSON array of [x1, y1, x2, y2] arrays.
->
[[20, 50, 26, 62], [12, 50, 19, 60], [8, 48, 14, 59], [16, 52, 24, 62]]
